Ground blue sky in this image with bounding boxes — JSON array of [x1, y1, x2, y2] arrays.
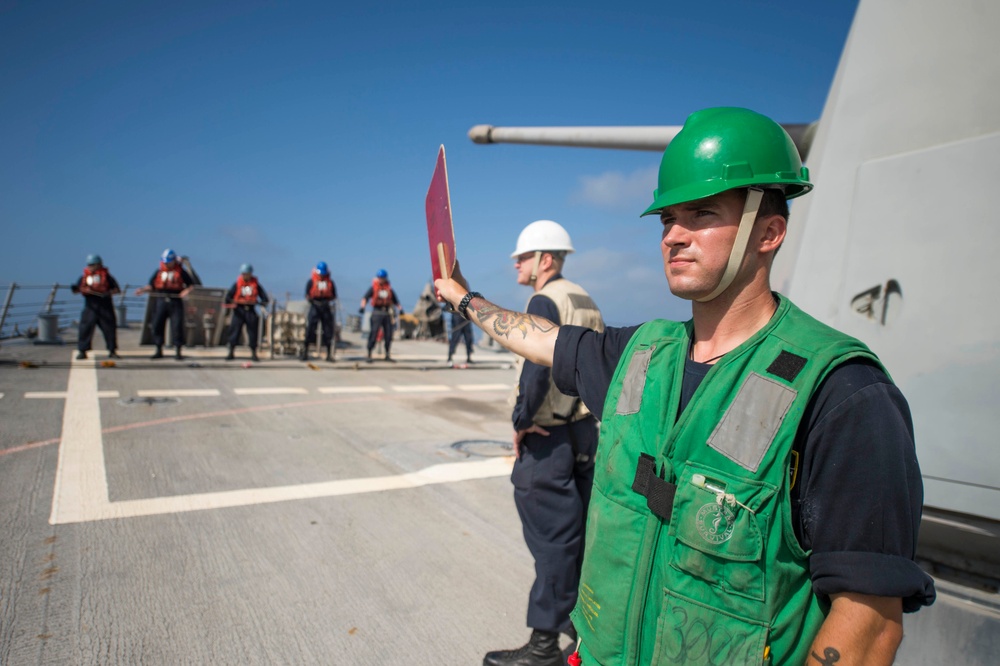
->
[[0, 0, 859, 326]]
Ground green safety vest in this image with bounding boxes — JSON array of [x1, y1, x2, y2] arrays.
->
[[571, 296, 883, 666]]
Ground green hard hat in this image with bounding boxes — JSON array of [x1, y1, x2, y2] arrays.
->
[[240, 263, 253, 274], [86, 254, 102, 266], [641, 107, 812, 217]]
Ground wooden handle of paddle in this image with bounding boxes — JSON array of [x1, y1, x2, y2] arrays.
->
[[437, 242, 450, 280]]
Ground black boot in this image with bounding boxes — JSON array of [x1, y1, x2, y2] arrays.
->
[[174, 347, 184, 361], [483, 630, 563, 666], [251, 349, 260, 362], [299, 345, 309, 362], [151, 346, 164, 360], [324, 346, 333, 362], [76, 350, 87, 360], [226, 346, 235, 361]]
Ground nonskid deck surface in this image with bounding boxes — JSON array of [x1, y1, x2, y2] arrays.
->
[[0, 327, 536, 665]]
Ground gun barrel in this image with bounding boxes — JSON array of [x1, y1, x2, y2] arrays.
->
[[469, 122, 817, 161]]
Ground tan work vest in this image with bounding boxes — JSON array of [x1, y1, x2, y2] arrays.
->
[[510, 277, 605, 426]]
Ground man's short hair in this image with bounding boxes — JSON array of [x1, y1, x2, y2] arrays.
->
[[757, 188, 790, 221]]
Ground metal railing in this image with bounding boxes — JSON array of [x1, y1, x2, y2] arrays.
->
[[0, 283, 148, 344]]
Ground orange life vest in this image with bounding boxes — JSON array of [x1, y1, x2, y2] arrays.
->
[[371, 278, 393, 308], [153, 262, 185, 291], [309, 270, 334, 300], [82, 265, 111, 294], [234, 275, 259, 305]]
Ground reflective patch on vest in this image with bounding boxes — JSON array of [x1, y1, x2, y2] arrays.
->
[[766, 350, 807, 382], [616, 346, 653, 415], [567, 293, 597, 311], [707, 372, 797, 473]]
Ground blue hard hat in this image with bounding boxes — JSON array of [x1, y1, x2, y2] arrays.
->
[[376, 269, 388, 279], [316, 261, 329, 275], [240, 263, 253, 274], [86, 254, 102, 266], [162, 248, 177, 263]]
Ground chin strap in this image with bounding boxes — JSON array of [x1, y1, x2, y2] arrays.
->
[[695, 187, 763, 303], [529, 250, 542, 283]]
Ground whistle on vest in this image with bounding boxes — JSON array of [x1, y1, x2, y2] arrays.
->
[[690, 473, 755, 514]]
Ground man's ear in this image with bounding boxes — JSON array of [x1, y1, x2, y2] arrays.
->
[[539, 252, 554, 272], [758, 215, 787, 254]]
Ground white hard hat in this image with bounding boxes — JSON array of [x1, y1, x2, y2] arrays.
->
[[510, 220, 575, 258]]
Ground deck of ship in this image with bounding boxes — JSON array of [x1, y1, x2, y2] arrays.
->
[[0, 324, 553, 664]]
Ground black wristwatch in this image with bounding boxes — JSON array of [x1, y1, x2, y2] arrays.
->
[[457, 291, 481, 319]]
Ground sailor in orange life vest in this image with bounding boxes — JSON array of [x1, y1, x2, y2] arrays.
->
[[302, 261, 337, 362], [224, 263, 269, 362], [359, 268, 403, 363], [71, 254, 121, 361], [134, 248, 195, 360]]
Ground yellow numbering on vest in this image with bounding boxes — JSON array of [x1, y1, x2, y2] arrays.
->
[[577, 582, 600, 631]]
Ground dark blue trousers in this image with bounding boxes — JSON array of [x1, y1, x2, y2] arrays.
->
[[367, 310, 394, 354], [228, 306, 259, 349], [306, 302, 334, 348], [151, 295, 185, 348], [78, 300, 117, 352], [448, 315, 474, 360], [511, 415, 598, 634]]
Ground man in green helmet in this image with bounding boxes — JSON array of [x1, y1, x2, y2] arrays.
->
[[436, 107, 934, 665]]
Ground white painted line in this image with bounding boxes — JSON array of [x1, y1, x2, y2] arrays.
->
[[233, 387, 309, 396], [25, 391, 120, 399], [391, 385, 452, 393], [45, 350, 513, 525], [0, 392, 4, 400], [50, 351, 109, 525], [457, 384, 510, 392], [52, 457, 513, 524], [137, 389, 221, 397], [317, 386, 385, 394]]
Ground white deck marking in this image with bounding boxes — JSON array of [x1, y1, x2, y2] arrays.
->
[[0, 392, 4, 400], [50, 352, 110, 525], [317, 386, 385, 394], [48, 359, 513, 525], [233, 387, 309, 396], [457, 384, 510, 392], [54, 457, 513, 524], [137, 389, 221, 397], [391, 384, 451, 393], [26, 390, 120, 399]]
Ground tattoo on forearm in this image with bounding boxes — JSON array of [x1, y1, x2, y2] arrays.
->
[[810, 647, 841, 665], [472, 300, 556, 340]]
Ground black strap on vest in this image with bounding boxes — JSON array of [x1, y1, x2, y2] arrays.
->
[[631, 453, 677, 522]]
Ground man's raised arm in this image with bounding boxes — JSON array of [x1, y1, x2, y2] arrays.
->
[[435, 274, 558, 367]]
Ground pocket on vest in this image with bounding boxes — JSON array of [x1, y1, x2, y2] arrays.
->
[[651, 589, 768, 666], [573, 486, 649, 666], [668, 464, 777, 602]]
